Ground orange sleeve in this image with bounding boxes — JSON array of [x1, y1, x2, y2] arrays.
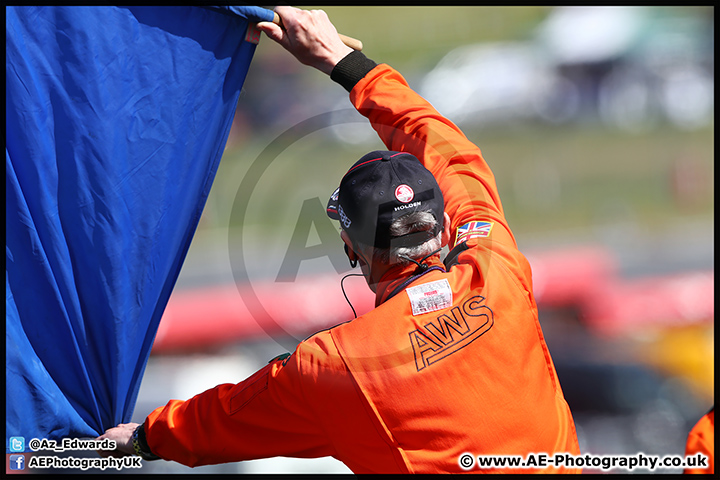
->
[[349, 64, 534, 299], [349, 64, 517, 252], [143, 348, 335, 467], [684, 408, 714, 474]]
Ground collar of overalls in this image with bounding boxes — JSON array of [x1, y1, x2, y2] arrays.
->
[[375, 255, 446, 307]]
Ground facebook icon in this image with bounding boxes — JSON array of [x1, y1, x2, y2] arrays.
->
[[9, 454, 25, 471]]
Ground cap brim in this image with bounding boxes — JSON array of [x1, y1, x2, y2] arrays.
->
[[326, 187, 340, 220]]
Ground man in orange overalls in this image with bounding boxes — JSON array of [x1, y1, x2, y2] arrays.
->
[[98, 6, 581, 473]]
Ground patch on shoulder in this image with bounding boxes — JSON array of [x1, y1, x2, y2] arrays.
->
[[455, 220, 494, 244], [406, 278, 453, 316]]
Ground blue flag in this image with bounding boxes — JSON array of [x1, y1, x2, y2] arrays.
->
[[6, 6, 273, 450]]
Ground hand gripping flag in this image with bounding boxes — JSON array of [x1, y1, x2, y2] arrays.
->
[[6, 6, 274, 450]]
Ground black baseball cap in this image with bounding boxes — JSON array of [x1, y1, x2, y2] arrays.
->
[[326, 150, 444, 249]]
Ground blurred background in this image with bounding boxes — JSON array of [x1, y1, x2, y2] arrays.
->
[[49, 6, 715, 474]]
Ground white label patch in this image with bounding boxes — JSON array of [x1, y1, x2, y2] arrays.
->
[[406, 279, 453, 316]]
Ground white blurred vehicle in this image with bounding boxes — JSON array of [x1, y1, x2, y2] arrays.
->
[[536, 6, 714, 130], [418, 41, 579, 128]]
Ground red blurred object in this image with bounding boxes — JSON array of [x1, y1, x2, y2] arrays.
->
[[525, 246, 619, 307], [581, 270, 714, 336], [152, 246, 713, 352], [152, 274, 374, 353]]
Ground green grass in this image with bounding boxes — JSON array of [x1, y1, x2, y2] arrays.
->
[[207, 121, 712, 247], [471, 124, 714, 236], [198, 6, 713, 242], [315, 6, 553, 70]]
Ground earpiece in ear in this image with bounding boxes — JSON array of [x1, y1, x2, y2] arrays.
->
[[345, 244, 358, 268]]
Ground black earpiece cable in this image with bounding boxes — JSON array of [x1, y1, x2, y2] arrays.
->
[[398, 247, 443, 274], [341, 273, 365, 318]]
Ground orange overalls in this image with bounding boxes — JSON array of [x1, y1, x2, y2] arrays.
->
[[143, 63, 581, 473], [684, 407, 714, 474]]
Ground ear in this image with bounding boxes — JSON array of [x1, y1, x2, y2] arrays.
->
[[440, 212, 452, 248], [340, 230, 359, 263]]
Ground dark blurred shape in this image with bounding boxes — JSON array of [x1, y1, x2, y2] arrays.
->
[[556, 362, 664, 413]]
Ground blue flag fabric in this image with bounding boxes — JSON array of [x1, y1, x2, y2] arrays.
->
[[6, 6, 273, 451]]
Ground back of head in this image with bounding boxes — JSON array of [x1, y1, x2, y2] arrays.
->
[[326, 150, 444, 265], [376, 209, 442, 265]]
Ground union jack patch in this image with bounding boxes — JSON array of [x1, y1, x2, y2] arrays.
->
[[455, 220, 494, 244]]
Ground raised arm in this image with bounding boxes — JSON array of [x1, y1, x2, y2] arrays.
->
[[256, 6, 353, 75], [258, 6, 529, 285]]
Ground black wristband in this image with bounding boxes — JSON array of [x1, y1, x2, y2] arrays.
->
[[132, 423, 160, 461], [330, 50, 378, 92]]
